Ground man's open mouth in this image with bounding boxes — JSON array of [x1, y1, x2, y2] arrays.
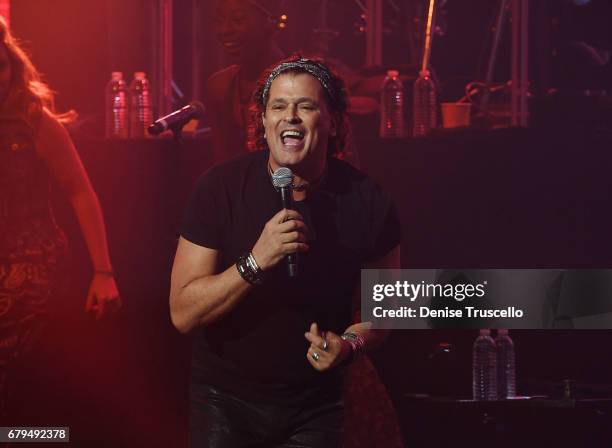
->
[[280, 129, 305, 146]]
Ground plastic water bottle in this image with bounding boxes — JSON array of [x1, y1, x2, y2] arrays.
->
[[472, 329, 497, 401], [105, 72, 128, 138], [129, 71, 153, 138], [379, 70, 404, 138], [412, 69, 437, 137], [495, 329, 516, 399]]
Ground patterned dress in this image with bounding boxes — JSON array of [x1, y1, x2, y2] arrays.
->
[[0, 113, 68, 416]]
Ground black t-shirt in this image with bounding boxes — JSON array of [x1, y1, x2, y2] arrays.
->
[[180, 150, 400, 404]]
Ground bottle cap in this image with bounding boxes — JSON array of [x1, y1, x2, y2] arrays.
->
[[479, 329, 491, 336], [387, 70, 399, 78], [134, 71, 146, 79], [111, 71, 123, 80], [497, 329, 509, 335]]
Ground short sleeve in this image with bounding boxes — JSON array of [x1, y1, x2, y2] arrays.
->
[[366, 185, 401, 262], [180, 170, 226, 249]]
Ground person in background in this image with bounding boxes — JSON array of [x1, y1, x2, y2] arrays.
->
[[0, 16, 121, 418], [205, 0, 284, 162]]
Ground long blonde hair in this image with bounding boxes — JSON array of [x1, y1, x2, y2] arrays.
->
[[0, 15, 74, 125]]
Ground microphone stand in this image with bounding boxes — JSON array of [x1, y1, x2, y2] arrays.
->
[[169, 123, 185, 243], [171, 124, 184, 151]]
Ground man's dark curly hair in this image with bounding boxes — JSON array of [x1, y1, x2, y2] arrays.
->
[[247, 53, 349, 157]]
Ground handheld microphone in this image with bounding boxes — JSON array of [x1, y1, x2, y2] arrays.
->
[[148, 101, 204, 135], [271, 167, 298, 277]]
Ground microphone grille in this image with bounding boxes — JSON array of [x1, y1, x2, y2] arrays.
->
[[189, 100, 205, 117], [271, 167, 293, 188]]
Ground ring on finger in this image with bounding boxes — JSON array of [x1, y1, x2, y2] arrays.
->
[[321, 340, 328, 351], [312, 352, 320, 362]]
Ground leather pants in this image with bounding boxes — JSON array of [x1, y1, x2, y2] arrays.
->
[[190, 385, 344, 448]]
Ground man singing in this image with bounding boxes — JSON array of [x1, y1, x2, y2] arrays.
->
[[170, 54, 400, 447]]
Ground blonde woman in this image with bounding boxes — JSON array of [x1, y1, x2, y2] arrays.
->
[[0, 16, 120, 417]]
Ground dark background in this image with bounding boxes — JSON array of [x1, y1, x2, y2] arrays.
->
[[7, 0, 612, 446]]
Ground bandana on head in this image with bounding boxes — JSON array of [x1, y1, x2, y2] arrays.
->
[[261, 58, 334, 107]]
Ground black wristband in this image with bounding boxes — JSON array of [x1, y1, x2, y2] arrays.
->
[[236, 252, 264, 285]]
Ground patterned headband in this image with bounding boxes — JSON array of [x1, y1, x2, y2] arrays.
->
[[261, 58, 334, 106]]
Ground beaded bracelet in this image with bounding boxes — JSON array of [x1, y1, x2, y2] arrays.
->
[[236, 252, 264, 285], [340, 332, 366, 363]]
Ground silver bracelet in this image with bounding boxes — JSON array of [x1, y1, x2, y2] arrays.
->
[[246, 252, 262, 273]]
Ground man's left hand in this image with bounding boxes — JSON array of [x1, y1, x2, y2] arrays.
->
[[304, 322, 351, 371]]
